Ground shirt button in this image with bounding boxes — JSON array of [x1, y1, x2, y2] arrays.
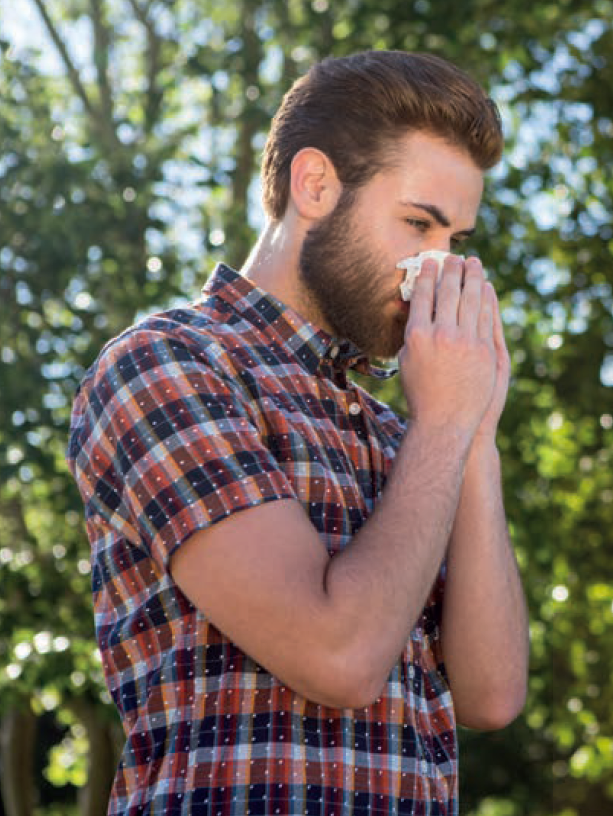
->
[[348, 402, 362, 416]]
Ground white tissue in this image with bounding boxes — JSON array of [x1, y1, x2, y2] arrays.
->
[[397, 250, 464, 301]]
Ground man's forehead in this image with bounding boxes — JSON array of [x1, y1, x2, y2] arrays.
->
[[388, 132, 483, 179]]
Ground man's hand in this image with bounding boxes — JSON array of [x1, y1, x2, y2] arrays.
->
[[473, 279, 510, 444], [399, 254, 497, 440]]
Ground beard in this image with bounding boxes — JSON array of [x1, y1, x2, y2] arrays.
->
[[298, 191, 407, 360]]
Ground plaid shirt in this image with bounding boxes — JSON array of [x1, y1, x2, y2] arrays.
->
[[68, 264, 457, 816]]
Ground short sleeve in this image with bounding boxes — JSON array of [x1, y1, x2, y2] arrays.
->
[[69, 328, 296, 568]]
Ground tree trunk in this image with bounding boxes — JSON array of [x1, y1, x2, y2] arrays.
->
[[75, 702, 122, 816], [0, 704, 36, 816], [225, 0, 264, 270]]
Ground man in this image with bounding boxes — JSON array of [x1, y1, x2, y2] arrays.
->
[[68, 50, 529, 815]]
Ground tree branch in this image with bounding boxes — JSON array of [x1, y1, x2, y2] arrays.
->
[[125, 0, 165, 134], [273, 0, 299, 86], [30, 0, 98, 121], [89, 0, 115, 127], [30, 0, 120, 150]]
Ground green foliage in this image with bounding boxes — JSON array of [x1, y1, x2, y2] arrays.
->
[[45, 721, 89, 789], [0, 1, 611, 814]]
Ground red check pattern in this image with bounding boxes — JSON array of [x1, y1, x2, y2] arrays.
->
[[67, 264, 457, 815]]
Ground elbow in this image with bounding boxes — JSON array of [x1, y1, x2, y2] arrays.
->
[[326, 641, 394, 709], [299, 649, 390, 711], [332, 672, 388, 711], [456, 683, 527, 731], [315, 677, 387, 712]]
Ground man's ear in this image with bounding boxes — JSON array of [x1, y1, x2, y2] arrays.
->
[[289, 148, 342, 220]]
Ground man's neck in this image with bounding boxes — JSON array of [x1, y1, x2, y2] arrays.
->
[[241, 218, 332, 333]]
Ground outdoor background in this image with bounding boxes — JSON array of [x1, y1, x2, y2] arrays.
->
[[0, 1, 611, 814]]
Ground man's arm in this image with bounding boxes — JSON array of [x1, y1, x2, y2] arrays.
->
[[172, 423, 471, 709], [442, 289, 529, 730], [172, 258, 498, 710], [441, 442, 529, 729]]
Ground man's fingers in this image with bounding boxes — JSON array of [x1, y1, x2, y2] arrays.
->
[[458, 258, 484, 334], [433, 256, 463, 326], [407, 260, 437, 326], [491, 286, 505, 347], [491, 285, 511, 373], [478, 281, 495, 341]]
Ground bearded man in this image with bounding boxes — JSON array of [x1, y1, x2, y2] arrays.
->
[[68, 50, 529, 816]]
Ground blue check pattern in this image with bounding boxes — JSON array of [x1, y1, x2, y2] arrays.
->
[[67, 264, 457, 815]]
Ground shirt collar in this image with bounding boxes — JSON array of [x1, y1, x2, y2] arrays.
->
[[201, 264, 397, 380]]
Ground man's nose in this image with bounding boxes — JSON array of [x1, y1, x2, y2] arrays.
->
[[426, 239, 453, 254]]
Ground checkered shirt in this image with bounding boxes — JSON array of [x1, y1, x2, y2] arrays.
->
[[67, 264, 457, 815]]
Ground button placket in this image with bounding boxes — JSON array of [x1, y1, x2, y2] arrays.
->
[[347, 393, 366, 435]]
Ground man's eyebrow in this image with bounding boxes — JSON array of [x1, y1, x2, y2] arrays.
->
[[400, 200, 476, 236]]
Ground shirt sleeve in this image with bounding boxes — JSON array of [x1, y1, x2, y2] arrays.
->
[[69, 326, 297, 569]]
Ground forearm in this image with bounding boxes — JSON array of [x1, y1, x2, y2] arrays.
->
[[441, 439, 529, 728], [172, 419, 476, 710], [322, 421, 472, 702]]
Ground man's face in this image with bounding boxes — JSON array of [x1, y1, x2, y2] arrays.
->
[[298, 131, 485, 359]]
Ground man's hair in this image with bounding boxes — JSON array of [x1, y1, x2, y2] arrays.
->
[[261, 50, 503, 220]]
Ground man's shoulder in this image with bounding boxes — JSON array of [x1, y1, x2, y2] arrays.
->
[[86, 302, 248, 382], [66, 303, 256, 470]]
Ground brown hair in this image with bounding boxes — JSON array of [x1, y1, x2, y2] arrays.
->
[[261, 50, 503, 220]]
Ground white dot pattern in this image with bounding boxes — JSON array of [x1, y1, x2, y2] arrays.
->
[[67, 264, 457, 815]]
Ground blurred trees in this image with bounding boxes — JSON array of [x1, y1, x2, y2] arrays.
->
[[0, 1, 611, 814]]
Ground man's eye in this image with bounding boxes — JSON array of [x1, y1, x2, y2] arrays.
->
[[406, 218, 429, 230]]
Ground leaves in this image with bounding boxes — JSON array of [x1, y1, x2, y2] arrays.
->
[[0, 1, 612, 813]]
